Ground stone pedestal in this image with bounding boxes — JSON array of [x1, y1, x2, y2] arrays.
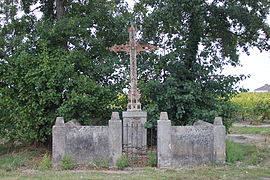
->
[[213, 117, 226, 163], [52, 117, 66, 167], [122, 111, 147, 151], [157, 112, 172, 168], [109, 112, 122, 166]]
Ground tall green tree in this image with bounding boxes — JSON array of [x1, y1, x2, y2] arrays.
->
[[133, 0, 270, 127], [0, 0, 131, 143]]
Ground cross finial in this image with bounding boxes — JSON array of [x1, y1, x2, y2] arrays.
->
[[107, 24, 157, 111]]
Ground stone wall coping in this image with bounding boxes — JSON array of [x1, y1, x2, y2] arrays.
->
[[55, 117, 65, 126], [159, 112, 169, 121], [122, 111, 147, 118], [110, 112, 121, 120], [193, 120, 213, 127], [214, 117, 223, 125]]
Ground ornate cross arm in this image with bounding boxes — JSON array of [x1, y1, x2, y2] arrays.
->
[[106, 24, 157, 111], [106, 44, 130, 53], [106, 43, 157, 53], [135, 44, 157, 52]]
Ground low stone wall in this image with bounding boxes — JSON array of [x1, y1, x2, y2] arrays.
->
[[157, 112, 226, 168], [52, 112, 122, 167], [65, 126, 109, 164]]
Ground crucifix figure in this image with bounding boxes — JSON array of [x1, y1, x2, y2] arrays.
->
[[107, 24, 157, 111]]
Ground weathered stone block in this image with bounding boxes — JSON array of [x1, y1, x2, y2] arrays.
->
[[65, 126, 109, 164], [122, 111, 147, 151], [109, 112, 122, 166], [52, 117, 66, 166], [214, 117, 226, 162], [157, 112, 172, 168], [171, 125, 214, 167]]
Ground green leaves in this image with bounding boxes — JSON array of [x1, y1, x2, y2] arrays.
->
[[0, 0, 269, 143], [0, 0, 131, 143], [135, 0, 269, 127]]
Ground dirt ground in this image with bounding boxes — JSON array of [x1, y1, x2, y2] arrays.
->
[[227, 122, 270, 147]]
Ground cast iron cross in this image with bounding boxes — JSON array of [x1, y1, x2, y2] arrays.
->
[[107, 24, 157, 111]]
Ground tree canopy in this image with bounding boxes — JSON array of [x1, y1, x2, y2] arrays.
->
[[0, 0, 269, 143], [0, 0, 132, 143], [134, 0, 270, 127]]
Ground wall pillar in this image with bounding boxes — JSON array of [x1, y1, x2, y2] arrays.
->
[[52, 117, 66, 166], [157, 112, 172, 168], [109, 112, 122, 166], [213, 117, 226, 163]]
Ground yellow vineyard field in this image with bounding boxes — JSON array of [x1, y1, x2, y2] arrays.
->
[[231, 92, 270, 121]]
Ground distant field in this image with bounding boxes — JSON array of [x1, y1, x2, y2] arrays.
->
[[231, 92, 270, 121]]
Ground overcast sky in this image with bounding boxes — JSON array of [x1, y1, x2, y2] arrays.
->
[[223, 48, 270, 91]]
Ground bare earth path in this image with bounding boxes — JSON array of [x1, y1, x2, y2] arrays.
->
[[233, 122, 270, 128], [227, 122, 270, 147]]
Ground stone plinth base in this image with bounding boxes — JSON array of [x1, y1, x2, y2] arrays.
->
[[122, 111, 147, 151]]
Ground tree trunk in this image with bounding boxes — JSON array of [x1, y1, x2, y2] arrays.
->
[[44, 0, 55, 20], [56, 0, 68, 49], [182, 12, 203, 81], [184, 13, 201, 70], [56, 0, 66, 19]]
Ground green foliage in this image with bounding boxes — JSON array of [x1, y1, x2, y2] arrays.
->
[[39, 154, 52, 170], [116, 155, 129, 170], [135, 0, 269, 127], [60, 155, 75, 170], [226, 140, 244, 163], [92, 157, 110, 168], [250, 151, 260, 165], [0, 0, 269, 144], [226, 140, 270, 166], [92, 159, 101, 167], [0, 155, 29, 171], [0, 146, 44, 171], [240, 144, 265, 166], [101, 157, 110, 168], [231, 92, 270, 122], [0, 0, 131, 143], [147, 151, 157, 167], [143, 167, 156, 172]]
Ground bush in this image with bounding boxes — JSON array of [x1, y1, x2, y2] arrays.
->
[[60, 155, 75, 170], [226, 141, 244, 163], [116, 155, 129, 170], [92, 157, 110, 168], [92, 159, 101, 167], [39, 154, 52, 170], [250, 151, 260, 165], [101, 157, 110, 168], [148, 151, 157, 167]]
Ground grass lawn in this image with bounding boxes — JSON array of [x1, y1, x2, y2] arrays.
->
[[1, 166, 270, 180], [230, 126, 270, 135]]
